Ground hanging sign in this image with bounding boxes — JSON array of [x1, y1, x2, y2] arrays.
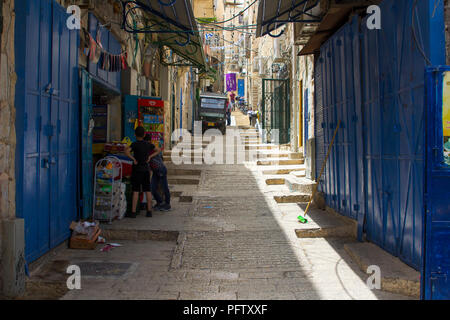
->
[[226, 73, 237, 92]]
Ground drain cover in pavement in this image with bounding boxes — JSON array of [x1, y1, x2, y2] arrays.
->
[[77, 262, 133, 277]]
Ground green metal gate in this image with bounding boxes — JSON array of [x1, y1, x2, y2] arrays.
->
[[261, 79, 290, 144]]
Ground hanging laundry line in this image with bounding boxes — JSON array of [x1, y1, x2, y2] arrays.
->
[[82, 27, 129, 73]]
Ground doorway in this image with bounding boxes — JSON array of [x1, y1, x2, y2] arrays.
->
[[80, 71, 121, 219]]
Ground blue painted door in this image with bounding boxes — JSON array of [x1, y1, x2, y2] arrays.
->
[[81, 70, 93, 219], [423, 67, 450, 299], [15, 0, 79, 262]]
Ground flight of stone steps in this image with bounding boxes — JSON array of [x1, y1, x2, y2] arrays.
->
[[236, 126, 317, 206]]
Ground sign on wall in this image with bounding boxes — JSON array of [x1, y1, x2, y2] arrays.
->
[[443, 72, 450, 165], [238, 79, 245, 97]]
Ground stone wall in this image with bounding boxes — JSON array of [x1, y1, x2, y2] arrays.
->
[[0, 0, 16, 292]]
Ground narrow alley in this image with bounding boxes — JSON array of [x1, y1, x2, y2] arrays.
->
[[1, 0, 449, 304], [22, 111, 411, 300]]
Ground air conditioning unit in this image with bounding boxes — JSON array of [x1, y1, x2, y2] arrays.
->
[[229, 64, 238, 71], [252, 58, 260, 73], [258, 57, 269, 76], [297, 0, 322, 20], [305, 137, 316, 180], [137, 75, 148, 92]]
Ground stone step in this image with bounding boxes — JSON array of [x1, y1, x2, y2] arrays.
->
[[168, 178, 200, 185], [102, 229, 179, 242], [273, 193, 311, 204], [257, 159, 305, 166], [257, 153, 289, 159], [288, 152, 304, 159], [164, 157, 204, 164], [167, 168, 201, 176], [241, 138, 261, 142], [265, 178, 286, 185], [245, 145, 278, 150], [285, 176, 316, 194], [277, 203, 356, 239], [344, 242, 420, 298], [262, 167, 306, 175], [289, 170, 307, 178], [167, 175, 200, 185]]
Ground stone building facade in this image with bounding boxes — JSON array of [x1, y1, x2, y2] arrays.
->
[[0, 0, 18, 296], [0, 0, 204, 297]]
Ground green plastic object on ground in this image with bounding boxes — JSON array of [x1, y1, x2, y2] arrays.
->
[[297, 215, 308, 224]]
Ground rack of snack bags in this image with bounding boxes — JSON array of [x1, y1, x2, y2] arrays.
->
[[93, 156, 126, 224]]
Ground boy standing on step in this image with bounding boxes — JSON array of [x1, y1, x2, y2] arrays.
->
[[125, 126, 154, 218]]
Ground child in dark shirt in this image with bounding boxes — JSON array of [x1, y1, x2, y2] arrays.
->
[[124, 126, 154, 218]]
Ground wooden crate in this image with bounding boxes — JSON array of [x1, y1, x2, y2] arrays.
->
[[69, 222, 101, 250]]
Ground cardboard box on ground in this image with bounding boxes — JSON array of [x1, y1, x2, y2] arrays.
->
[[69, 221, 102, 250]]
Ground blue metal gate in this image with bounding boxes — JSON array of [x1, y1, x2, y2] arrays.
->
[[315, 17, 364, 223], [15, 0, 80, 262], [360, 0, 444, 270], [314, 0, 445, 272], [423, 67, 450, 299]]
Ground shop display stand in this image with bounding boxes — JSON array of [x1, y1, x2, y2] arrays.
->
[[93, 156, 123, 224], [138, 98, 165, 149]]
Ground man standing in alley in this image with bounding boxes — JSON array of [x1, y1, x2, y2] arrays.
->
[[230, 91, 236, 111], [226, 99, 231, 126], [125, 126, 154, 218], [144, 134, 171, 212]]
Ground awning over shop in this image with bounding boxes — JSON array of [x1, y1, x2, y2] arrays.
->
[[256, 0, 321, 38], [122, 0, 208, 71], [298, 1, 381, 56], [298, 5, 359, 56]]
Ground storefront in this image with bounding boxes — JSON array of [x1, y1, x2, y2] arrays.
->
[[79, 13, 126, 220]]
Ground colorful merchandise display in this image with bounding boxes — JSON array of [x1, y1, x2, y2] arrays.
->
[[93, 156, 126, 223], [138, 98, 165, 149]]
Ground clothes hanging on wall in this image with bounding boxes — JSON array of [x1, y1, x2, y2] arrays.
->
[[81, 27, 128, 72]]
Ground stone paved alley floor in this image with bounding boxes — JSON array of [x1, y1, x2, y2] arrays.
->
[[24, 111, 413, 300]]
